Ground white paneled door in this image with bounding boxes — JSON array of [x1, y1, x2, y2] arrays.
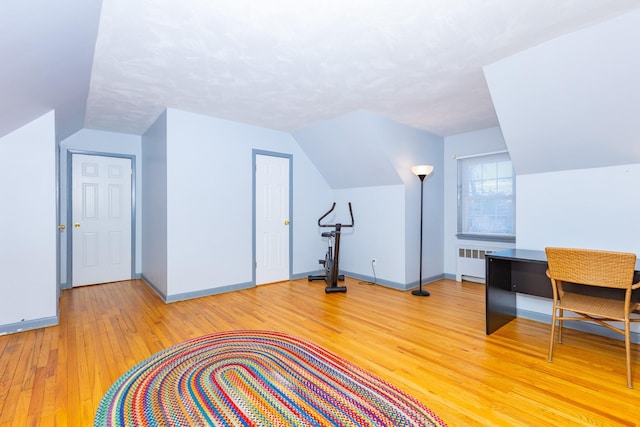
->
[[255, 154, 290, 285], [72, 154, 132, 287]]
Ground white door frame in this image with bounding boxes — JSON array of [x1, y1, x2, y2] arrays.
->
[[253, 150, 293, 285], [64, 150, 136, 288]]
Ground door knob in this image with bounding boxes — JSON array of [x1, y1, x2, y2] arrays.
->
[[74, 223, 81, 228], [58, 224, 66, 230], [284, 220, 290, 225]]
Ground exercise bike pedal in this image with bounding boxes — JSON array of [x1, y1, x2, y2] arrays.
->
[[319, 259, 326, 266], [338, 274, 344, 281]]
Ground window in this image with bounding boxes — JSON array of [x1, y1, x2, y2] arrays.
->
[[457, 152, 515, 241]]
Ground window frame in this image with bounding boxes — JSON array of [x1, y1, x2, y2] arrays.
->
[[456, 151, 515, 243]]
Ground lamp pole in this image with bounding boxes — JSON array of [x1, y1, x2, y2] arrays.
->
[[411, 165, 434, 297]]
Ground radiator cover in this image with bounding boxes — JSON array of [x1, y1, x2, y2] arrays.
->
[[456, 242, 514, 283]]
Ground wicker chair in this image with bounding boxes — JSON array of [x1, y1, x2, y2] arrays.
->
[[545, 247, 640, 388]]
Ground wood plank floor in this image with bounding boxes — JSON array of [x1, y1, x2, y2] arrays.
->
[[1, 277, 639, 426]]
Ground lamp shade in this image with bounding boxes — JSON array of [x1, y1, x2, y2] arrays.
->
[[411, 165, 434, 177]]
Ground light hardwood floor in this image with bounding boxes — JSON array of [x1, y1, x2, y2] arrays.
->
[[1, 278, 639, 426]]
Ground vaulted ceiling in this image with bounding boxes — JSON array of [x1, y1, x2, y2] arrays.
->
[[485, 8, 640, 175], [2, 0, 640, 141]]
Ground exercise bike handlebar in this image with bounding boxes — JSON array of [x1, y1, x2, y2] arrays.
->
[[317, 202, 354, 228]]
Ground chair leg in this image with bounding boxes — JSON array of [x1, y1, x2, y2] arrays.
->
[[625, 320, 633, 388], [558, 308, 563, 344], [548, 308, 557, 362]]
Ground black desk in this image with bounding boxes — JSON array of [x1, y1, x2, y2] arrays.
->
[[485, 249, 640, 334]]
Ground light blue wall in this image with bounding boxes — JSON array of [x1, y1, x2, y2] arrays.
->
[[333, 185, 406, 286], [149, 107, 448, 296], [0, 111, 57, 333], [294, 110, 444, 289], [480, 10, 640, 336], [397, 124, 444, 289], [152, 108, 331, 300], [517, 164, 640, 255], [141, 111, 169, 297], [484, 8, 640, 176], [515, 163, 640, 334], [59, 129, 142, 285], [293, 111, 404, 189]]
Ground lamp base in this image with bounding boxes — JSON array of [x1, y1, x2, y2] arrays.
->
[[411, 289, 430, 297]]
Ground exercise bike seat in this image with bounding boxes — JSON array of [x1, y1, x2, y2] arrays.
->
[[321, 231, 336, 238]]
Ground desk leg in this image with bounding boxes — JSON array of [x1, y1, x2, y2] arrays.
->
[[486, 257, 517, 334]]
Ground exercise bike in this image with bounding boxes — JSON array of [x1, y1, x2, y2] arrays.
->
[[308, 202, 354, 293]]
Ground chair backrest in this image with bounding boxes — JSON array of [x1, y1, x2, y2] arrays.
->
[[545, 247, 636, 289]]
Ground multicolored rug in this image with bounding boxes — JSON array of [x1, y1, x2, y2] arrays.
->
[[95, 330, 446, 426]]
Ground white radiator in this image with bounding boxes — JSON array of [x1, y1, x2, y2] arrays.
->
[[456, 242, 514, 283]]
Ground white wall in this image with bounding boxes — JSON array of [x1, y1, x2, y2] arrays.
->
[[162, 108, 331, 299], [141, 112, 169, 297], [443, 127, 511, 277], [0, 111, 57, 332], [59, 129, 143, 285]]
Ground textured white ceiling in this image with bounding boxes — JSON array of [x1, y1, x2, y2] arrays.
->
[[2, 0, 640, 140], [84, 0, 640, 136]]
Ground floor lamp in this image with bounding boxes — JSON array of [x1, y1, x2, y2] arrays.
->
[[411, 165, 434, 297]]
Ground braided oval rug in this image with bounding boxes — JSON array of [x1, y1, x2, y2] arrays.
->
[[95, 330, 446, 426]]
